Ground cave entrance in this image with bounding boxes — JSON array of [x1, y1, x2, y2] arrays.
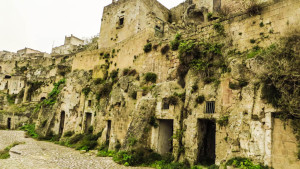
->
[[7, 118, 11, 129], [158, 119, 173, 155], [197, 119, 216, 165], [85, 112, 92, 133], [59, 111, 65, 136], [106, 120, 112, 145]]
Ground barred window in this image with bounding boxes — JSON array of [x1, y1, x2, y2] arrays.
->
[[206, 101, 215, 114]]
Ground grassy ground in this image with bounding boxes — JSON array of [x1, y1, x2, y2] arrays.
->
[[0, 142, 23, 159]]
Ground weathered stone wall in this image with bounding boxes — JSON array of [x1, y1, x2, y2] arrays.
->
[[0, 0, 299, 168], [98, 0, 169, 48], [272, 119, 300, 169]]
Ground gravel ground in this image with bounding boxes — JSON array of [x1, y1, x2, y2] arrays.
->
[[0, 130, 151, 169]]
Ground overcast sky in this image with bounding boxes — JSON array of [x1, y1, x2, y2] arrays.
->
[[0, 0, 183, 53]]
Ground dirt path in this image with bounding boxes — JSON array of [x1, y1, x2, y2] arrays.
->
[[0, 130, 150, 169]]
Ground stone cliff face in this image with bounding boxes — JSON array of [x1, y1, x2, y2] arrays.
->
[[0, 0, 299, 168]]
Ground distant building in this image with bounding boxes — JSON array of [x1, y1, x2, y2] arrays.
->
[[52, 34, 84, 55], [17, 47, 41, 55]]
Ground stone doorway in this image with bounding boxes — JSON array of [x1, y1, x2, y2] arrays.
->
[[85, 112, 92, 133], [59, 111, 65, 136], [106, 120, 111, 145], [197, 119, 216, 165], [7, 118, 11, 129], [158, 119, 173, 155]]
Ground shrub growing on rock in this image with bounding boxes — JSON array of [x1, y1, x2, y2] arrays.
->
[[143, 43, 152, 53], [144, 72, 157, 83]]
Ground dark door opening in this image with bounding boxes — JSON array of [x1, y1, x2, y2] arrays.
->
[[158, 119, 173, 155], [85, 112, 92, 133], [7, 118, 11, 129], [59, 111, 65, 136], [106, 120, 112, 145], [197, 119, 216, 165]]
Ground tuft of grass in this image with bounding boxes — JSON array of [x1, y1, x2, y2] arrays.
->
[[143, 43, 152, 53], [161, 44, 170, 54], [213, 22, 225, 35], [225, 157, 270, 169], [217, 116, 229, 127], [82, 87, 91, 97], [250, 39, 256, 44], [196, 95, 205, 104], [144, 72, 157, 83], [0, 142, 23, 159], [63, 131, 74, 137], [19, 124, 39, 138], [246, 2, 263, 16], [170, 33, 181, 51]]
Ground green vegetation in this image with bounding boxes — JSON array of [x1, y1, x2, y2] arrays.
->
[[247, 46, 262, 59], [123, 68, 137, 76], [20, 124, 39, 138], [6, 94, 17, 104], [207, 12, 213, 20], [259, 22, 264, 27], [191, 83, 198, 93], [96, 82, 113, 100], [225, 157, 270, 169], [82, 86, 91, 97], [94, 78, 105, 85], [110, 70, 118, 80], [161, 44, 170, 54], [168, 95, 179, 105], [149, 116, 158, 128], [229, 80, 249, 90], [130, 91, 137, 100], [176, 39, 224, 87], [250, 39, 256, 44], [170, 33, 181, 51], [174, 92, 186, 102], [213, 22, 225, 35], [217, 116, 229, 127], [63, 131, 74, 137], [246, 2, 263, 16], [196, 95, 205, 104], [143, 43, 152, 53], [0, 142, 23, 159], [34, 79, 66, 112], [27, 81, 44, 99], [144, 72, 157, 83]]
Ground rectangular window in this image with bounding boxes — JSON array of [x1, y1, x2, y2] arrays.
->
[[88, 100, 92, 107], [162, 98, 169, 110], [206, 101, 215, 114], [119, 16, 124, 26]]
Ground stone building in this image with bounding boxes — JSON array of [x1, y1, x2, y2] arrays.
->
[[0, 0, 299, 168], [98, 0, 170, 48], [52, 34, 84, 55]]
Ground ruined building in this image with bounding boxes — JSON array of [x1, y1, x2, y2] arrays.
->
[[0, 0, 299, 168]]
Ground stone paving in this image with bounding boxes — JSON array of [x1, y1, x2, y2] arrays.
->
[[0, 130, 151, 169]]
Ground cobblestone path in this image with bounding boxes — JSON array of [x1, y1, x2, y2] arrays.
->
[[0, 130, 151, 169]]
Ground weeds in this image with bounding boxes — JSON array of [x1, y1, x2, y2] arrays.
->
[[144, 72, 157, 83], [0, 142, 23, 159], [144, 43, 152, 53]]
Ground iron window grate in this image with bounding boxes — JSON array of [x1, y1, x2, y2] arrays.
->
[[206, 101, 215, 114]]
